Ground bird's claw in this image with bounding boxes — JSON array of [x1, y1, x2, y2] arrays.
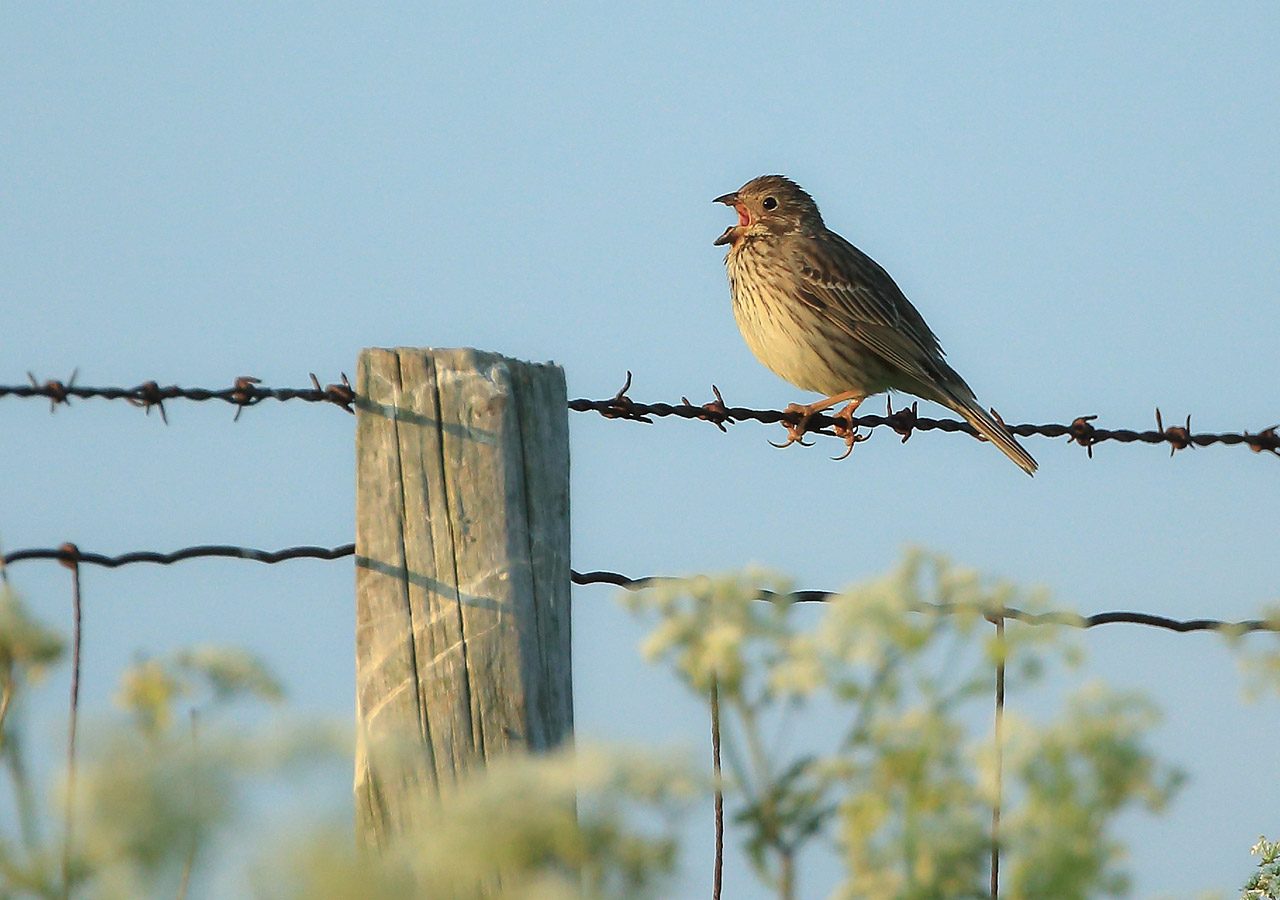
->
[[769, 432, 814, 449], [830, 401, 870, 460], [830, 427, 869, 460], [771, 403, 817, 448]]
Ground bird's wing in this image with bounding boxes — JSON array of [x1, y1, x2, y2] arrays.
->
[[793, 231, 960, 391]]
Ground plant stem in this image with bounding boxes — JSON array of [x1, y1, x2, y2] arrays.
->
[[0, 679, 13, 747], [778, 846, 795, 900], [176, 709, 200, 900], [736, 699, 774, 797], [4, 705, 43, 851]]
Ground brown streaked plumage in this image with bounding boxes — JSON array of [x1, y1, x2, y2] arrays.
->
[[714, 174, 1036, 475]]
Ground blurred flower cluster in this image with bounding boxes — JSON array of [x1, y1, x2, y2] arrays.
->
[[0, 586, 690, 899], [625, 549, 1183, 899], [3, 546, 1279, 897]]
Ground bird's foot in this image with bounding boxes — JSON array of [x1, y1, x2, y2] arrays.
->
[[830, 401, 869, 460], [770, 402, 818, 448]]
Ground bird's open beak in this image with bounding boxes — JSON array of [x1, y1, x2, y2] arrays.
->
[[714, 191, 743, 245]]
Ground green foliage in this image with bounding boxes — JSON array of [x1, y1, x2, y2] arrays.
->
[[116, 645, 284, 736], [0, 587, 65, 741], [627, 549, 1182, 899], [68, 731, 238, 898], [0, 593, 320, 899], [1000, 688, 1182, 897], [1244, 836, 1280, 899], [0, 589, 65, 683], [0, 589, 67, 897]]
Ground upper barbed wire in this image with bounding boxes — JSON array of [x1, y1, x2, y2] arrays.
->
[[2, 371, 355, 421], [4, 369, 1277, 456]]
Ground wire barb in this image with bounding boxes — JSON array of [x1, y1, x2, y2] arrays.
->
[[311, 372, 355, 414], [1155, 408, 1194, 457], [596, 371, 653, 423], [1067, 415, 1099, 458], [28, 369, 78, 413], [230, 376, 262, 421], [679, 384, 733, 432], [126, 380, 169, 423], [884, 396, 919, 444], [1247, 425, 1280, 457]]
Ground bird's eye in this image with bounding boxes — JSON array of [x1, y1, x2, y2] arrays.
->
[[762, 196, 778, 210]]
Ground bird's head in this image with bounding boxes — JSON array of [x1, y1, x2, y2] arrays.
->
[[714, 175, 823, 247]]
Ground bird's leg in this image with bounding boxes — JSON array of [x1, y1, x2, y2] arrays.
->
[[830, 399, 870, 460], [770, 390, 862, 449]]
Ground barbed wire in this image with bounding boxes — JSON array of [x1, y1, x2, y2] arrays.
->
[[2, 543, 1275, 634], [5, 370, 1276, 456], [1, 371, 355, 421], [571, 373, 1280, 458]]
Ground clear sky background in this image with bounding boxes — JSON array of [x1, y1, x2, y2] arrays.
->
[[3, 4, 1278, 897]]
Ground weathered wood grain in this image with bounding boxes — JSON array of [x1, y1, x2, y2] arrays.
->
[[354, 347, 572, 850]]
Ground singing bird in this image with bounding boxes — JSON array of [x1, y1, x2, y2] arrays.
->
[[714, 175, 1036, 475]]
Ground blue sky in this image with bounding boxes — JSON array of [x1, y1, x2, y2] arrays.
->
[[3, 4, 1279, 896]]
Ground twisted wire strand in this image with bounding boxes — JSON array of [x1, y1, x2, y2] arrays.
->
[[5, 371, 1274, 454], [2, 544, 1274, 634]]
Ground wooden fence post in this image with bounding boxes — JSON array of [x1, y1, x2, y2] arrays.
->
[[353, 347, 573, 851]]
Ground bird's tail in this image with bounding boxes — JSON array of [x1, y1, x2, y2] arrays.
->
[[945, 392, 1037, 476]]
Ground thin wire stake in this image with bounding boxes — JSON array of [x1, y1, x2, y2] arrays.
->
[[990, 615, 1006, 900], [59, 545, 83, 900], [710, 677, 724, 900]]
